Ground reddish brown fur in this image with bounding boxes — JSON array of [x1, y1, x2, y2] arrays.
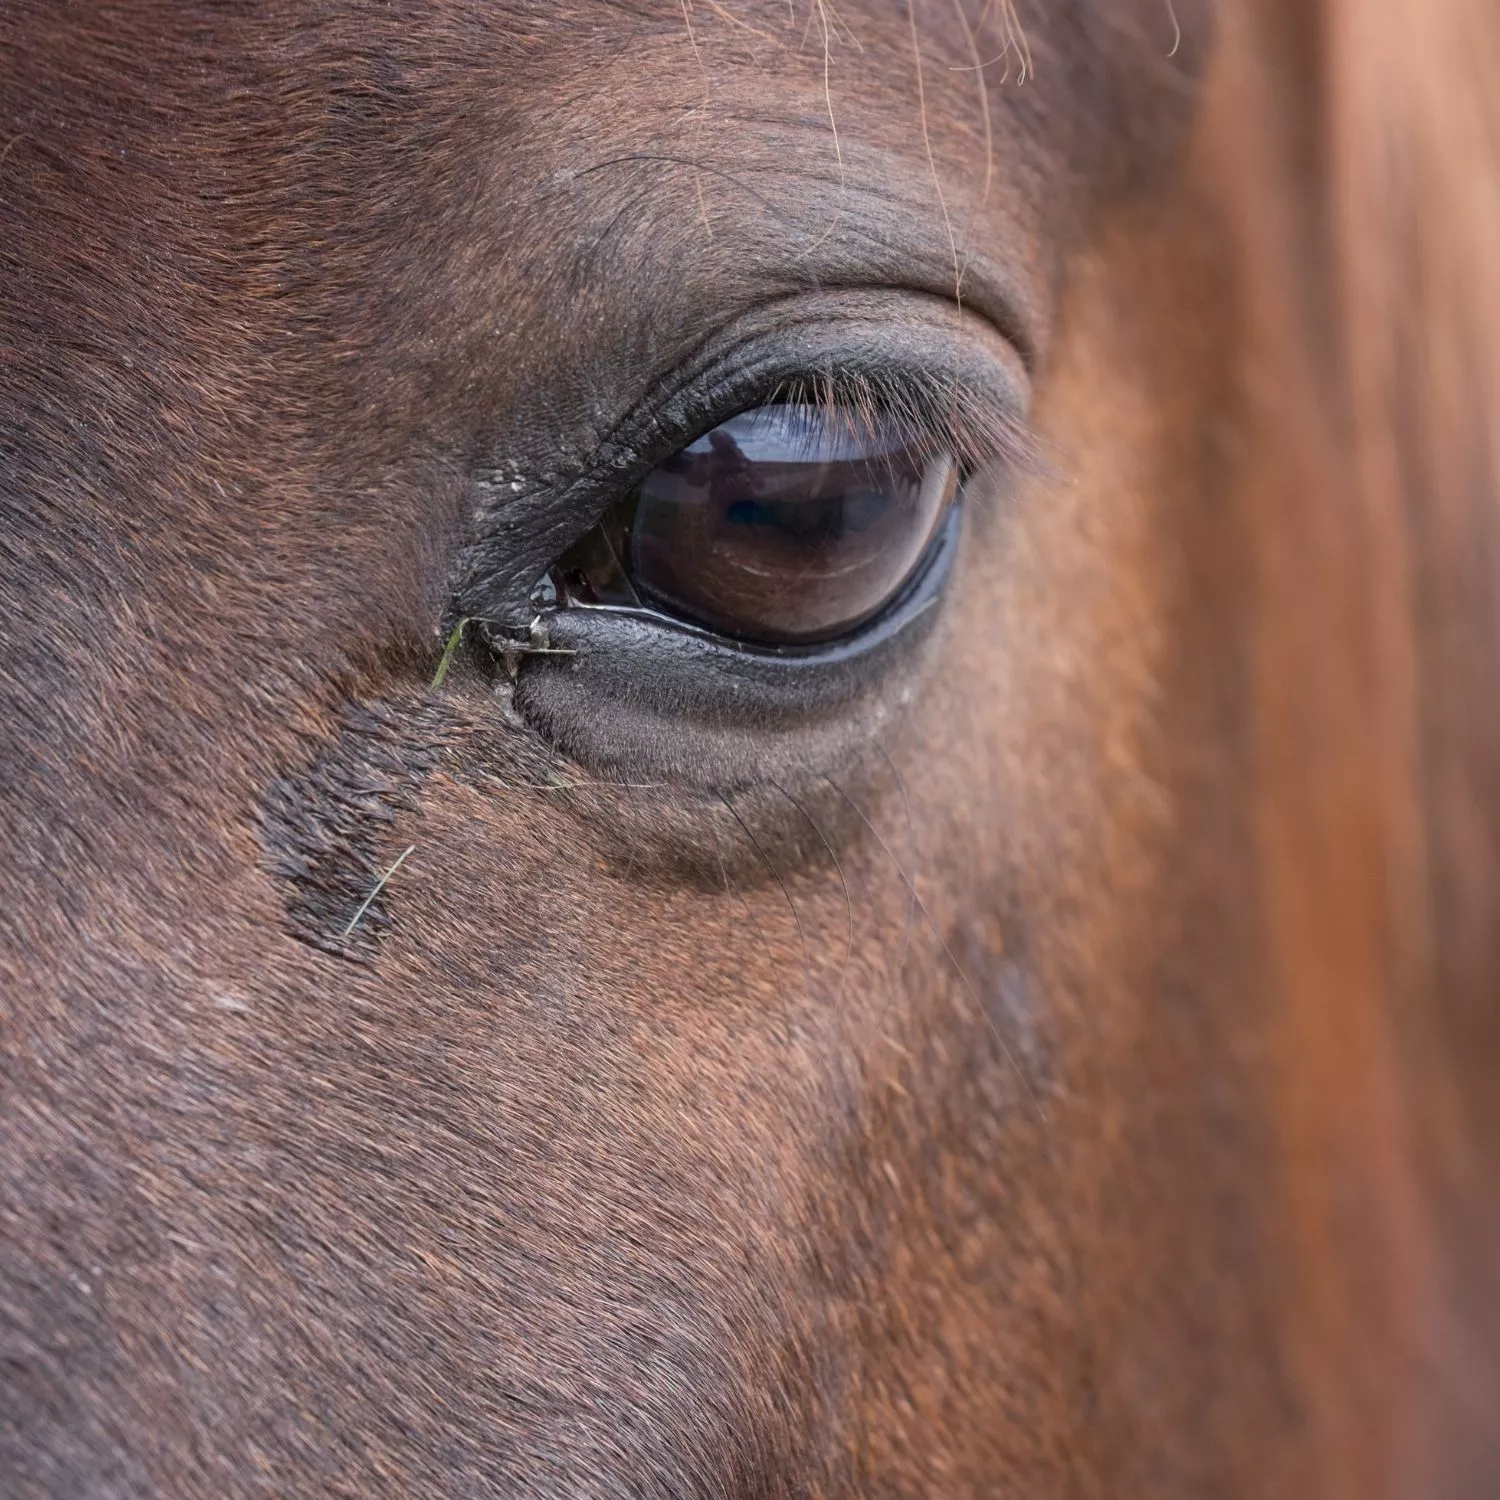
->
[[1, 1, 1496, 1495]]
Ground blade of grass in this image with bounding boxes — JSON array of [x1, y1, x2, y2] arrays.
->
[[430, 619, 470, 689], [343, 844, 417, 938]]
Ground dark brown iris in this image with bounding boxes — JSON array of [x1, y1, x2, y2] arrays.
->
[[546, 404, 958, 645]]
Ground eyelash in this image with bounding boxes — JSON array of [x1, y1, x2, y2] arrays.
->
[[759, 365, 1035, 479]]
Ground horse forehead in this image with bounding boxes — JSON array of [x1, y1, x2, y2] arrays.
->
[[4, 0, 1211, 358], [9, 1, 1199, 234]]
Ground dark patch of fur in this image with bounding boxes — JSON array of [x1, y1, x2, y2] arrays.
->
[[260, 701, 450, 957]]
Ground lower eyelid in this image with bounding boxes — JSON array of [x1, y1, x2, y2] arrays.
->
[[494, 504, 964, 790]]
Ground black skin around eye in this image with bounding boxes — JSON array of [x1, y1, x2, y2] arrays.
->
[[548, 403, 959, 647]]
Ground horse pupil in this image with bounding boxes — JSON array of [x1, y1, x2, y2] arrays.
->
[[552, 403, 958, 645]]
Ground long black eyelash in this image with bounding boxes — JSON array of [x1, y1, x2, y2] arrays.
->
[[769, 367, 1036, 477]]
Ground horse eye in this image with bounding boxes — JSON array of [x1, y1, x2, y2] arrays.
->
[[543, 403, 960, 646]]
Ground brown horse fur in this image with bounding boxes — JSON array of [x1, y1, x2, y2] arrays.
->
[[1, 0, 1496, 1494]]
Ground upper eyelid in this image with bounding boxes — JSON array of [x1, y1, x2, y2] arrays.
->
[[576, 288, 1033, 487], [590, 347, 1034, 514]]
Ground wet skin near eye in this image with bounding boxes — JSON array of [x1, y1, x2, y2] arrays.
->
[[5, 4, 1398, 1498]]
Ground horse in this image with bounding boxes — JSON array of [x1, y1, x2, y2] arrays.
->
[[2, 0, 1496, 1493]]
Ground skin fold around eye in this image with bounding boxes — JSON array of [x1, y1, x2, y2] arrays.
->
[[457, 290, 1033, 788]]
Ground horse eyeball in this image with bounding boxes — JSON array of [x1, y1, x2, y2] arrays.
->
[[550, 403, 959, 647]]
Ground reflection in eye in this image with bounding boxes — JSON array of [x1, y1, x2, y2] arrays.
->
[[545, 403, 960, 645]]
